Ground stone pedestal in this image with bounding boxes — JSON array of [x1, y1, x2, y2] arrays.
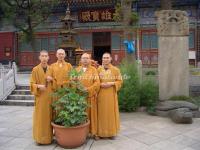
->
[[156, 10, 189, 100]]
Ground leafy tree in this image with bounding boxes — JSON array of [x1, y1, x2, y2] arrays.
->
[[118, 59, 159, 112], [118, 59, 141, 112], [0, 0, 58, 45], [113, 0, 139, 60]]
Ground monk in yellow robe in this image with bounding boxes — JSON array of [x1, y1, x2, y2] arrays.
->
[[30, 50, 53, 144], [97, 53, 123, 139], [49, 49, 72, 91], [76, 53, 100, 138]]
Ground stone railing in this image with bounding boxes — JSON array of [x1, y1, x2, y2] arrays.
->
[[0, 62, 17, 101]]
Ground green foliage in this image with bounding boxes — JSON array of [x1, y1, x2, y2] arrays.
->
[[113, 3, 122, 22], [113, 1, 139, 26], [189, 65, 195, 69], [52, 69, 88, 127], [1, 0, 58, 44], [124, 0, 138, 4], [169, 95, 200, 108], [191, 97, 200, 107], [118, 60, 140, 112], [130, 12, 139, 26], [119, 59, 159, 112], [145, 70, 157, 76], [169, 95, 193, 101], [191, 71, 200, 76], [140, 79, 159, 113]]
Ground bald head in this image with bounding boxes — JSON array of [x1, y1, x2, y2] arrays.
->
[[40, 50, 48, 55], [102, 52, 112, 65], [57, 49, 65, 54], [56, 49, 66, 61], [39, 50, 49, 64], [81, 53, 91, 67], [81, 53, 91, 59], [102, 52, 111, 57]]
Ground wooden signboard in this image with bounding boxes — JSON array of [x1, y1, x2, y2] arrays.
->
[[79, 9, 114, 23]]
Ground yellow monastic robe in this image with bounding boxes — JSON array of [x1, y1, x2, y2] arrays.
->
[[50, 61, 72, 91], [30, 64, 53, 144], [76, 65, 100, 136], [97, 64, 123, 137]]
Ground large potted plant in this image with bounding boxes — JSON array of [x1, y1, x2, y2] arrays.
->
[[51, 69, 89, 148]]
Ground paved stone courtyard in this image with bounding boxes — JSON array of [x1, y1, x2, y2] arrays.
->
[[0, 106, 200, 150]]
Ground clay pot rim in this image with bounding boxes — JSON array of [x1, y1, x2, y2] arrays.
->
[[51, 120, 90, 129]]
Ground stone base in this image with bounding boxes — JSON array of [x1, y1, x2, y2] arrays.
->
[[155, 100, 200, 124], [156, 100, 198, 111], [192, 110, 200, 118], [169, 108, 193, 124]]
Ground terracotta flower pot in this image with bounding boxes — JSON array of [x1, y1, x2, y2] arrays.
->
[[51, 121, 90, 148]]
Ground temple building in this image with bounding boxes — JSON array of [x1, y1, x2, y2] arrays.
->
[[0, 0, 199, 69]]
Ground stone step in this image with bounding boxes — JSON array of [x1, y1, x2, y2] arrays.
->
[[17, 71, 31, 74], [12, 90, 31, 95], [7, 95, 34, 100], [190, 85, 200, 96], [190, 85, 200, 92], [16, 85, 30, 90], [0, 84, 33, 106], [0, 100, 34, 106], [190, 92, 200, 97]]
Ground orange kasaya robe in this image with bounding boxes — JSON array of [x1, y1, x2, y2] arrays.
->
[[50, 61, 72, 91], [97, 64, 123, 137], [30, 64, 53, 144], [76, 65, 100, 136]]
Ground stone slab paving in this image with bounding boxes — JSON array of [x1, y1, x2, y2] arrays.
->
[[0, 106, 200, 150]]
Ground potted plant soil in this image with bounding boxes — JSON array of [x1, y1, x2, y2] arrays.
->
[[51, 69, 89, 148]]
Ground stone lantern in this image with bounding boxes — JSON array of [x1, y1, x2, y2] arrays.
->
[[59, 3, 82, 65]]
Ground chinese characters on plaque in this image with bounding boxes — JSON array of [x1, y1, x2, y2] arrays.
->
[[79, 9, 114, 23]]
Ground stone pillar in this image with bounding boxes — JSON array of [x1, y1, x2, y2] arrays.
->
[[156, 10, 189, 100], [12, 62, 17, 85]]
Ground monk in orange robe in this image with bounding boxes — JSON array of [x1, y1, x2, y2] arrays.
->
[[76, 53, 100, 138], [30, 50, 53, 144], [48, 49, 72, 91], [97, 53, 123, 139]]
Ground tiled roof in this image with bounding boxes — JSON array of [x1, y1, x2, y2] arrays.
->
[[52, 0, 117, 12]]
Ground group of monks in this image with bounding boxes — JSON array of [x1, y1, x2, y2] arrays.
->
[[30, 49, 123, 145]]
